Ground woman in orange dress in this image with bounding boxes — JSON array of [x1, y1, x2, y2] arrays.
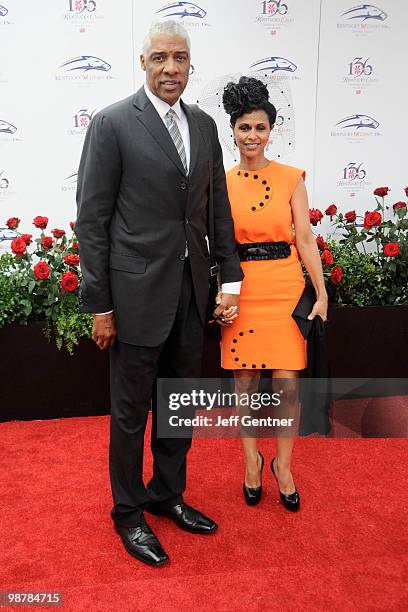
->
[[219, 77, 328, 511]]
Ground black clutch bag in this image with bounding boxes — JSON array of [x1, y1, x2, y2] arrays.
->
[[291, 279, 316, 339]]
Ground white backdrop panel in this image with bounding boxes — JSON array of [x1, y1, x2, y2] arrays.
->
[[1, 0, 407, 243], [314, 0, 408, 234], [1, 0, 134, 234]]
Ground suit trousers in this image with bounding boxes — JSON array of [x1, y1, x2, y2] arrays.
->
[[109, 259, 205, 527]]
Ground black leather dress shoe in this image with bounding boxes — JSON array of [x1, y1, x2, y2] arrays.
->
[[271, 457, 300, 512], [147, 502, 218, 534], [115, 517, 169, 566], [243, 451, 264, 506]]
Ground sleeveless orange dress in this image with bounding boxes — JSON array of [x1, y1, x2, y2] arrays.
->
[[221, 160, 306, 371]]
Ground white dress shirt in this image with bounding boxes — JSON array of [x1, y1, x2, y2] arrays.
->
[[95, 84, 240, 314]]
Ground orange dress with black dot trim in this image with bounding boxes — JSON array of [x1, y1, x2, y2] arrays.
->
[[221, 160, 306, 371]]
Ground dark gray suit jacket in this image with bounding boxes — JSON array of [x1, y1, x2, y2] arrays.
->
[[75, 86, 243, 346]]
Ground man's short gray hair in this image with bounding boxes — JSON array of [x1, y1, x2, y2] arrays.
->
[[142, 20, 191, 55]]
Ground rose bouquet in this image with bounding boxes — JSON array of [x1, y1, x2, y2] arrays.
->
[[0, 216, 92, 352], [308, 187, 408, 306]]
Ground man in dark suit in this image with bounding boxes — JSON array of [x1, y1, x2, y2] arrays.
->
[[76, 20, 243, 567]]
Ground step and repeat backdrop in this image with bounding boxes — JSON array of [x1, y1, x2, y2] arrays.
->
[[0, 0, 406, 239]]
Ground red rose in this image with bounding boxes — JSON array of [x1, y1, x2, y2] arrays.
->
[[404, 187, 408, 197], [345, 210, 356, 223], [61, 271, 79, 292], [11, 237, 27, 256], [64, 254, 80, 267], [321, 249, 334, 266], [373, 187, 389, 197], [52, 228, 66, 239], [6, 217, 20, 229], [72, 241, 78, 249], [34, 261, 50, 280], [330, 265, 343, 284], [316, 234, 327, 250], [383, 242, 400, 257], [33, 215, 48, 230], [325, 204, 337, 217], [393, 201, 407, 211], [41, 236, 53, 249], [70, 221, 75, 231], [364, 211, 382, 228], [21, 233, 33, 245], [309, 208, 323, 226]]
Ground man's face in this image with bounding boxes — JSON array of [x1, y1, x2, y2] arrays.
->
[[140, 33, 190, 106]]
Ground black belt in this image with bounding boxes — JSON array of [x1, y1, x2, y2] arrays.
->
[[237, 241, 291, 261]]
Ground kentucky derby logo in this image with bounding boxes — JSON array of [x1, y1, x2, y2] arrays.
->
[[348, 57, 373, 77], [0, 119, 17, 134], [0, 169, 15, 200], [68, 108, 96, 137], [0, 2, 13, 25], [63, 0, 103, 28], [186, 63, 202, 86], [274, 110, 285, 127], [336, 114, 379, 130], [65, 172, 78, 183], [342, 58, 378, 91], [332, 114, 381, 140], [256, 1, 293, 29], [60, 56, 110, 73], [0, 2, 13, 26], [0, 227, 16, 241], [156, 2, 207, 19], [342, 162, 366, 180], [342, 4, 387, 21], [250, 57, 297, 74], [67, 0, 96, 13], [0, 119, 19, 143], [261, 1, 288, 16], [73, 108, 96, 130], [0, 170, 9, 189], [62, 172, 78, 193], [337, 162, 372, 193]]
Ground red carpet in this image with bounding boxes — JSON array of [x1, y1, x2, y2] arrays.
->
[[0, 416, 407, 611]]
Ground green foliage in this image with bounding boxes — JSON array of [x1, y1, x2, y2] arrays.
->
[[325, 242, 393, 306], [315, 191, 408, 306], [0, 270, 27, 325], [53, 295, 93, 355]]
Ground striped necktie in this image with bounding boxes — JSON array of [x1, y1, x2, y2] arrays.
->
[[164, 108, 188, 174]]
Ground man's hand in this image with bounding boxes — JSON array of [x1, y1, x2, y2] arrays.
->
[[213, 293, 240, 326], [92, 313, 117, 350]]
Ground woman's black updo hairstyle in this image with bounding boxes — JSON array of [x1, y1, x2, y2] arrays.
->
[[222, 76, 276, 128]]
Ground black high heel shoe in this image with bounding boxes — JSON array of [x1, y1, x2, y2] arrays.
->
[[271, 457, 300, 512], [243, 452, 264, 506]]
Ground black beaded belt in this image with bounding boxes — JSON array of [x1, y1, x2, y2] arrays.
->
[[237, 241, 291, 261]]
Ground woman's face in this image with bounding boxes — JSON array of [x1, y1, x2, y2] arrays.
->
[[233, 109, 272, 160]]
